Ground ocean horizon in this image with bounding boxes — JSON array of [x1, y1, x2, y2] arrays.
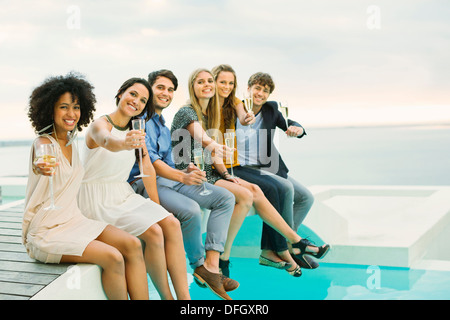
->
[[2, 124, 450, 188]]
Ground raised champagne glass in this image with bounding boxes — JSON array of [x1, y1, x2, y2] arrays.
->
[[224, 131, 235, 178], [132, 118, 149, 178], [278, 101, 290, 136], [193, 148, 212, 196], [243, 91, 254, 129], [36, 143, 59, 210]]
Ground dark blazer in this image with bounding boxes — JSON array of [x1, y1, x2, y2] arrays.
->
[[258, 101, 306, 178]]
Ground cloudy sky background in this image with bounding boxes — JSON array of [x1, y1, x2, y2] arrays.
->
[[1, 0, 450, 140]]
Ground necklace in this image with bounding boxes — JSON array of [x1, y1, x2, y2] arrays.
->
[[105, 114, 129, 131]]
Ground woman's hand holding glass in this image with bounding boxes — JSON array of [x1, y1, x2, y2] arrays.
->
[[131, 118, 149, 178], [34, 143, 60, 210]]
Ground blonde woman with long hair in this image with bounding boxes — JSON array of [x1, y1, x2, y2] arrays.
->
[[173, 67, 330, 281]]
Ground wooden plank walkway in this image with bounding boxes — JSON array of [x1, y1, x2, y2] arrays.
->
[[0, 202, 71, 300]]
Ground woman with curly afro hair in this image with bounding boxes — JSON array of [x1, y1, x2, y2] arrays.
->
[[23, 72, 149, 300]]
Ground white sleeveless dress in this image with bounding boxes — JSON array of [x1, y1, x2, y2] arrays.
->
[[22, 136, 107, 263], [78, 126, 170, 236]]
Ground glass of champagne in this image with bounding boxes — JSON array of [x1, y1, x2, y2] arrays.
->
[[36, 143, 59, 210], [132, 118, 149, 178], [243, 91, 254, 129], [193, 148, 212, 196], [278, 101, 290, 136], [224, 131, 235, 178]]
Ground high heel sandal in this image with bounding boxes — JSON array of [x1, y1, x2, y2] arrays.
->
[[292, 239, 331, 266]]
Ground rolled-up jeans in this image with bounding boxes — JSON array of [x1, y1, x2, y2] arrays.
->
[[131, 177, 235, 270]]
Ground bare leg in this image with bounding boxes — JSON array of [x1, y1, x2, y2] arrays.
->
[[214, 179, 253, 261], [158, 215, 191, 300], [61, 225, 149, 300], [95, 225, 148, 299], [138, 224, 174, 300]]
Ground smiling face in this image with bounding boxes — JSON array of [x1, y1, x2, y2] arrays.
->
[[117, 83, 149, 117], [53, 92, 80, 134], [193, 71, 215, 100], [249, 83, 271, 108], [216, 71, 235, 99], [151, 76, 175, 114]]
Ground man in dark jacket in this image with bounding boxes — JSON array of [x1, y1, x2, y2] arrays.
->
[[236, 72, 317, 268]]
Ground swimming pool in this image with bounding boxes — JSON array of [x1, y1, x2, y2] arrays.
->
[[153, 257, 450, 300]]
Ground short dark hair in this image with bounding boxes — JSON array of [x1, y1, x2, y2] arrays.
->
[[248, 72, 275, 94], [148, 69, 178, 91], [28, 71, 96, 134]]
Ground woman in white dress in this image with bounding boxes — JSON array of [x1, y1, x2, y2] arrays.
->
[[78, 77, 190, 300], [23, 73, 149, 300]]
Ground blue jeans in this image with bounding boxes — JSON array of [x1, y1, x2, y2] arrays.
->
[[131, 177, 235, 270]]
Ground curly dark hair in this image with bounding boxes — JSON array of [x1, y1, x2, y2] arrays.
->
[[28, 72, 96, 134]]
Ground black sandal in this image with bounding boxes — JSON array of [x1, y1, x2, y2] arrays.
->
[[292, 239, 330, 264]]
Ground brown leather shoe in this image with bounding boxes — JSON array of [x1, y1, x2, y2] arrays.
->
[[221, 275, 239, 292], [193, 265, 232, 300]]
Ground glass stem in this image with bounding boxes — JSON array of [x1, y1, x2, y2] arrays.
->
[[139, 148, 144, 175], [49, 176, 55, 207]]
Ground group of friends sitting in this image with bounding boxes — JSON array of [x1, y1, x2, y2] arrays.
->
[[23, 65, 330, 300]]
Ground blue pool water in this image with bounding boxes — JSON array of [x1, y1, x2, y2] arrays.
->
[[182, 258, 450, 300], [0, 196, 23, 205]]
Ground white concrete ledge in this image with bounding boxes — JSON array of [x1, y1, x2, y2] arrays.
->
[[31, 264, 107, 300], [5, 182, 449, 299], [304, 185, 450, 268]]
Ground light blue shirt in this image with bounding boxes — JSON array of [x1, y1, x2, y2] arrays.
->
[[236, 112, 264, 166], [128, 112, 175, 183]]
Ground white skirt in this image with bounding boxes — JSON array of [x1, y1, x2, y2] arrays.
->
[[78, 181, 170, 236]]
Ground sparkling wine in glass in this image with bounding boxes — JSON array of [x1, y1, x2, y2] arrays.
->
[[36, 143, 59, 210], [224, 131, 235, 178], [278, 101, 290, 135], [132, 118, 149, 178], [193, 148, 212, 196], [243, 91, 254, 129]]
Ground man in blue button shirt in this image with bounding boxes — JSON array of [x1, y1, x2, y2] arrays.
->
[[128, 70, 238, 298]]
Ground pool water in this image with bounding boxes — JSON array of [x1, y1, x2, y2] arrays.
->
[[0, 196, 24, 206], [182, 258, 450, 300]]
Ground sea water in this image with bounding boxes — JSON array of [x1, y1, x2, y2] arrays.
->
[[2, 125, 450, 184]]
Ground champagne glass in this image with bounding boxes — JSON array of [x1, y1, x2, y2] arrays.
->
[[193, 148, 212, 196], [132, 118, 149, 178], [278, 101, 290, 136], [224, 131, 235, 178], [243, 91, 254, 129], [36, 143, 59, 210]]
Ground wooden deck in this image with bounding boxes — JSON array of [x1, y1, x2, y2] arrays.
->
[[0, 202, 71, 300]]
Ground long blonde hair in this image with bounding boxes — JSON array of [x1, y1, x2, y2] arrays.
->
[[187, 68, 221, 133]]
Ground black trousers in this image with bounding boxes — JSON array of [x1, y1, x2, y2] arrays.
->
[[232, 165, 289, 252]]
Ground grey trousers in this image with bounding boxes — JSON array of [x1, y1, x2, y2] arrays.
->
[[131, 177, 235, 270]]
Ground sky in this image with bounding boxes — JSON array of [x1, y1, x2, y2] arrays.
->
[[1, 0, 450, 140]]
